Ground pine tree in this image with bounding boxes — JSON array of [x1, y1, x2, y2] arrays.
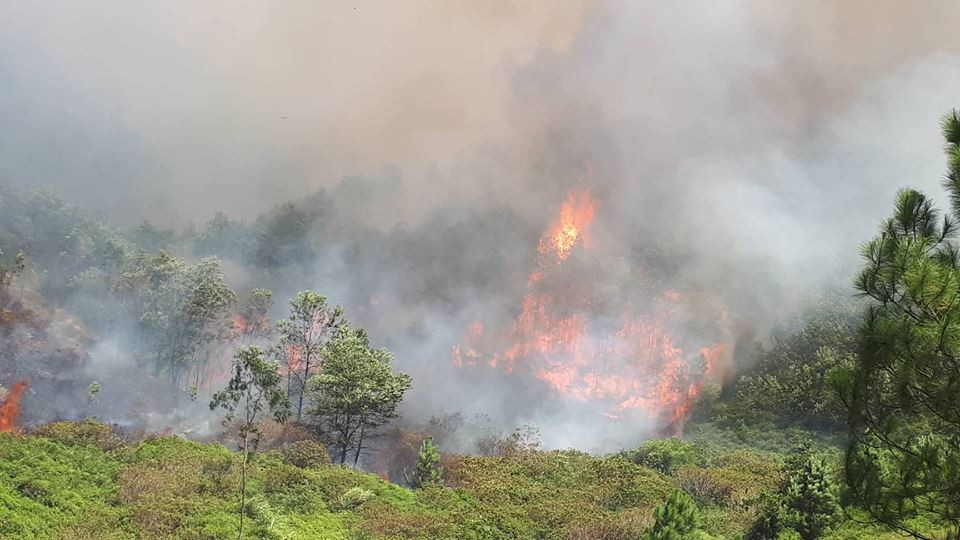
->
[[833, 110, 960, 538], [781, 454, 841, 540], [407, 436, 444, 489], [748, 447, 841, 540], [644, 491, 704, 540]]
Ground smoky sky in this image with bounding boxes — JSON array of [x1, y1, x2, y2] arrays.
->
[[4, 1, 960, 449], [2, 1, 959, 278]]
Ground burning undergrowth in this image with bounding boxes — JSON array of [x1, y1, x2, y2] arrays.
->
[[451, 187, 733, 437]]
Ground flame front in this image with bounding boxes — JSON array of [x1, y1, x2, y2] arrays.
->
[[0, 380, 28, 433], [454, 187, 730, 431]]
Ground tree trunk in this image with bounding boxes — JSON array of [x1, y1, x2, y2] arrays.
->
[[238, 433, 248, 540], [353, 423, 366, 465], [340, 438, 349, 464], [297, 355, 310, 421]]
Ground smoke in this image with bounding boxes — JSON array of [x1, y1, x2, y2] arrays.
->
[[3, 1, 960, 450]]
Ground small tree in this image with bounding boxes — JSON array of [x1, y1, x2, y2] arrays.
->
[[276, 291, 345, 421], [210, 346, 290, 539], [780, 453, 841, 540], [406, 436, 444, 489], [748, 445, 841, 540], [307, 325, 411, 464], [644, 491, 705, 540], [236, 288, 274, 342]]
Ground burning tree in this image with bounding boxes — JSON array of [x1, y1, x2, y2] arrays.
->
[[275, 290, 345, 421], [234, 288, 274, 343]]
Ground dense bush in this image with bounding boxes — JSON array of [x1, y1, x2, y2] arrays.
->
[[282, 439, 332, 469], [620, 438, 709, 474]]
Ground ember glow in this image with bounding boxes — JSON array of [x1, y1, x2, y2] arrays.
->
[[454, 188, 730, 431], [0, 380, 29, 433]]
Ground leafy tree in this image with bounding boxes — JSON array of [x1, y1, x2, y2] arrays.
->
[[643, 490, 707, 540], [236, 288, 274, 342], [210, 346, 290, 540], [406, 436, 444, 489], [834, 111, 960, 539], [120, 253, 236, 387], [276, 290, 345, 420], [252, 202, 316, 269], [307, 325, 411, 465], [193, 211, 253, 260], [130, 221, 176, 252]]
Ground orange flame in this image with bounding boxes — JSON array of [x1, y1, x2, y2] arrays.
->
[[0, 380, 28, 433], [281, 345, 303, 376], [538, 189, 597, 263], [453, 187, 728, 429]]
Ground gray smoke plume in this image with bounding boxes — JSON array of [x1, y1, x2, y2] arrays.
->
[[2, 1, 960, 450]]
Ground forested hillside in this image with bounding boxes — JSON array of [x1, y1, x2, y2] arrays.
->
[[0, 113, 959, 538]]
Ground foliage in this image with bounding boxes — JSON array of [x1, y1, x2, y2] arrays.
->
[[643, 490, 708, 540], [237, 288, 274, 341], [834, 110, 960, 538], [621, 438, 709, 474], [307, 325, 411, 465], [336, 487, 374, 511], [0, 432, 126, 539], [748, 446, 842, 540], [210, 346, 291, 539], [282, 439, 332, 469], [780, 452, 842, 539], [406, 437, 444, 489], [276, 290, 345, 421], [0, 421, 945, 539], [0, 250, 24, 290], [713, 293, 859, 431], [120, 252, 236, 386], [34, 419, 125, 452]]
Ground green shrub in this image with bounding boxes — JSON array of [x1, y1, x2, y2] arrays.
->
[[336, 486, 374, 511], [283, 439, 332, 468], [622, 438, 708, 474], [643, 491, 709, 540], [34, 420, 125, 452]]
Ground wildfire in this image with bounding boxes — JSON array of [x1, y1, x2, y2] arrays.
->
[[0, 380, 28, 433], [453, 187, 730, 431], [538, 189, 597, 263]]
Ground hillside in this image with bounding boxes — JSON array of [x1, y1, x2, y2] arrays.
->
[[0, 420, 931, 540]]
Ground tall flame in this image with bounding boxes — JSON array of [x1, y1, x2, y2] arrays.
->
[[538, 189, 597, 264], [0, 380, 28, 433], [453, 187, 729, 431]]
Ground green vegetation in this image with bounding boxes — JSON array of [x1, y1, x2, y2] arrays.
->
[[644, 491, 709, 540], [833, 111, 960, 539], [210, 346, 292, 539], [405, 437, 444, 489], [0, 420, 931, 539], [5, 112, 960, 538], [307, 325, 412, 466]]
